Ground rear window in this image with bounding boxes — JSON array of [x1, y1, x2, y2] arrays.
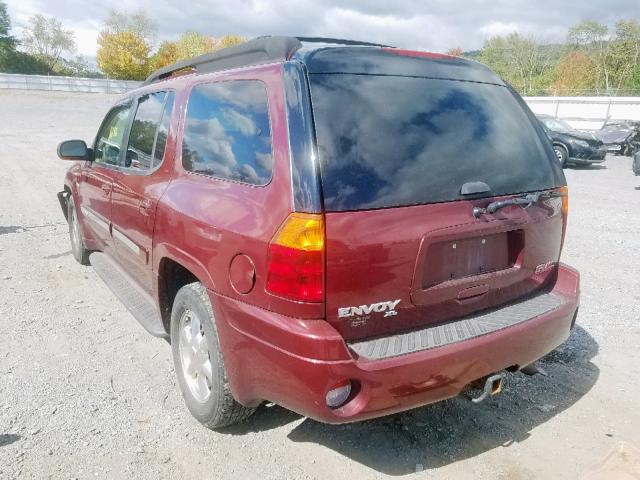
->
[[309, 74, 560, 211]]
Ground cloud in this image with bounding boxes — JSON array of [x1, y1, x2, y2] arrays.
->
[[5, 0, 640, 59]]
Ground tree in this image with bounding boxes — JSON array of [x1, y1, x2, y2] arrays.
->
[[21, 14, 76, 70], [176, 31, 216, 58], [152, 40, 180, 69], [97, 10, 155, 79], [567, 20, 612, 94], [103, 10, 156, 41], [446, 47, 464, 57], [97, 30, 151, 80], [479, 33, 554, 95], [0, 0, 16, 51], [608, 19, 640, 93], [552, 51, 595, 95], [151, 32, 244, 70], [215, 34, 245, 50]]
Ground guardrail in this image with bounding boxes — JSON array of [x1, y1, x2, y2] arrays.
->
[[0, 73, 141, 94], [524, 96, 640, 130]]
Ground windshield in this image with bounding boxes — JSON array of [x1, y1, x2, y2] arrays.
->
[[602, 123, 630, 131], [543, 118, 574, 134], [309, 74, 561, 211]]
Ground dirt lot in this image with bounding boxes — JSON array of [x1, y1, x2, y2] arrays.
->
[[0, 90, 639, 480]]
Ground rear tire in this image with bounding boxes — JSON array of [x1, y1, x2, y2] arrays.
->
[[67, 196, 90, 265], [553, 144, 568, 168], [170, 282, 255, 429]]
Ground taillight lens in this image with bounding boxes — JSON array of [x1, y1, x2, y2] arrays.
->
[[559, 185, 569, 217], [265, 213, 324, 302]]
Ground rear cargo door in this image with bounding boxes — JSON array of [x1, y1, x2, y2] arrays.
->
[[309, 70, 565, 341]]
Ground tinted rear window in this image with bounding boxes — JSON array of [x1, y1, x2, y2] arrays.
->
[[309, 74, 560, 211]]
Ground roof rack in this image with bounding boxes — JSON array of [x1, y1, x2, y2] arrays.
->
[[142, 35, 391, 85], [142, 36, 303, 85], [296, 37, 391, 48]]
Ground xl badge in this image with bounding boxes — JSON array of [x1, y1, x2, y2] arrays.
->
[[338, 300, 401, 319]]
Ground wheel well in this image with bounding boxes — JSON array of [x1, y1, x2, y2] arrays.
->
[[157, 258, 199, 333], [554, 142, 568, 155]]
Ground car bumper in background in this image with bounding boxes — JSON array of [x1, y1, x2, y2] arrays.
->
[[211, 263, 580, 423]]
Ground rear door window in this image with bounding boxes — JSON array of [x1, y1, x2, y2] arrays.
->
[[126, 91, 166, 171], [181, 80, 273, 186], [309, 74, 561, 211]]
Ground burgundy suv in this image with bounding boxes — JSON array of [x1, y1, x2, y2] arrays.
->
[[57, 36, 580, 428]]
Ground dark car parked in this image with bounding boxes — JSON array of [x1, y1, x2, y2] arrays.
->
[[56, 36, 579, 429], [594, 120, 640, 156], [537, 114, 606, 167]]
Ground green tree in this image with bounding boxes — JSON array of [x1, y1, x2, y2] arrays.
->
[[478, 33, 554, 95], [97, 30, 151, 80], [609, 19, 640, 93], [21, 14, 76, 70], [0, 0, 16, 51], [567, 20, 612, 94]]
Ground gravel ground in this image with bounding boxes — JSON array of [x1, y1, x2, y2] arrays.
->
[[0, 90, 639, 480]]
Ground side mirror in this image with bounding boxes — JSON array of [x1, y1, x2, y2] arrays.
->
[[57, 140, 92, 161]]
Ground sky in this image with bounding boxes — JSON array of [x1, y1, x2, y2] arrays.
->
[[5, 0, 640, 59]]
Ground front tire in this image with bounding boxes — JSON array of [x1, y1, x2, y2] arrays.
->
[[553, 144, 568, 168], [67, 196, 90, 265], [170, 282, 255, 429]]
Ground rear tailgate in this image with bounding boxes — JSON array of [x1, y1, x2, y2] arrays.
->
[[325, 193, 564, 340], [308, 51, 566, 342]]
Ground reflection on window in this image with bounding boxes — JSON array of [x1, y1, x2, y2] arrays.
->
[[182, 80, 273, 185], [153, 92, 175, 168], [126, 92, 166, 171], [95, 104, 131, 166], [310, 74, 557, 211]]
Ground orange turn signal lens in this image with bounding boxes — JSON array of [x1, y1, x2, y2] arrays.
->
[[559, 186, 569, 217], [271, 213, 324, 251]]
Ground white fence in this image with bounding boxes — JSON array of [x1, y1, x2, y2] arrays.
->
[[0, 73, 141, 94], [524, 96, 640, 130]]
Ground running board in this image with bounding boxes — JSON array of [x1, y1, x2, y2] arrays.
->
[[90, 252, 168, 338], [348, 292, 564, 360]]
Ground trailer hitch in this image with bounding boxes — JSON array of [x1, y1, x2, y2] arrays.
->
[[468, 373, 505, 404]]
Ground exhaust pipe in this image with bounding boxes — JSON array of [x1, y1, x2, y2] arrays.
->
[[468, 372, 505, 404]]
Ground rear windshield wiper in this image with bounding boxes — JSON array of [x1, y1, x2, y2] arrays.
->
[[472, 190, 561, 218]]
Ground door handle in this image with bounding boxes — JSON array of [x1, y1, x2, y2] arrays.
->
[[101, 184, 111, 195]]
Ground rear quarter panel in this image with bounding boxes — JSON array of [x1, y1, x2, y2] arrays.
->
[[152, 64, 324, 319]]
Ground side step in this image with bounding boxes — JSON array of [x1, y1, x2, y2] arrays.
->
[[90, 252, 168, 338]]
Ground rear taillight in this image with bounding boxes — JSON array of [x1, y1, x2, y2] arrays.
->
[[559, 186, 569, 250], [559, 185, 569, 217], [265, 213, 325, 303]]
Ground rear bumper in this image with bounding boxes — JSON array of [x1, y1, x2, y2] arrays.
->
[[211, 263, 580, 423]]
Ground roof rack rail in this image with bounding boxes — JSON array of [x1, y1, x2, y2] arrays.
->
[[142, 35, 303, 86], [142, 35, 392, 86], [295, 36, 392, 48]]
